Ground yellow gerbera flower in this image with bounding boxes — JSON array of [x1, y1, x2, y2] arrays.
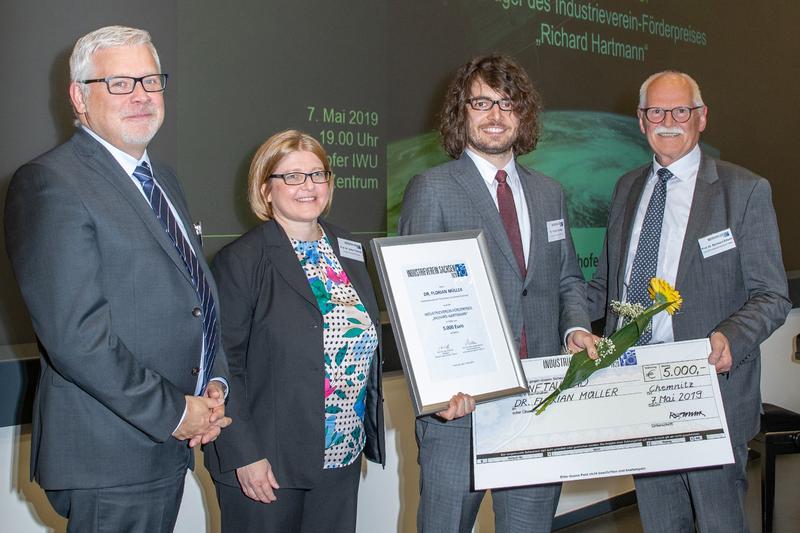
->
[[648, 278, 682, 315]]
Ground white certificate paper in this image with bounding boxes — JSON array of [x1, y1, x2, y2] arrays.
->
[[472, 339, 734, 489], [403, 260, 497, 381], [371, 231, 527, 416]]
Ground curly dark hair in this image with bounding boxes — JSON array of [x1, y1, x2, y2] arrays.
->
[[439, 54, 543, 159]]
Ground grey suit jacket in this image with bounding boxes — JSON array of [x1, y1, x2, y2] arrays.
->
[[4, 129, 229, 490], [587, 154, 790, 445], [398, 155, 590, 427]]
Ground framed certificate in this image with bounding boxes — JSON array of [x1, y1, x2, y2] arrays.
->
[[370, 230, 527, 416]]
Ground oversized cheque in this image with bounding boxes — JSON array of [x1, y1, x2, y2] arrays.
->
[[472, 338, 734, 489]]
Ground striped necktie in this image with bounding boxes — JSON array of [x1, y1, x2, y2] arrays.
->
[[132, 162, 217, 393], [627, 167, 673, 345]]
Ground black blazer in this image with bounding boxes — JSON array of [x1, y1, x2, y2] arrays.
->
[[205, 219, 385, 488]]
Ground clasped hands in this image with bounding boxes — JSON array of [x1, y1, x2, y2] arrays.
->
[[172, 381, 232, 447]]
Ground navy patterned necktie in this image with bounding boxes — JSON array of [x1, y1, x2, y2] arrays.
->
[[627, 167, 673, 345], [496, 169, 528, 358], [132, 162, 217, 392]]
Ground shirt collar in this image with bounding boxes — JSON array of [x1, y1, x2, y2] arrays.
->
[[81, 125, 151, 176], [651, 144, 701, 182], [464, 148, 518, 187]]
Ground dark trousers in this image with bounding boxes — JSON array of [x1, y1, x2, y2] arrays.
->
[[45, 469, 187, 533], [416, 419, 561, 533], [217, 457, 362, 533], [634, 440, 750, 533]]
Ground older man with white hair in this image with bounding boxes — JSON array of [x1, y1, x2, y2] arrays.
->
[[588, 71, 790, 532]]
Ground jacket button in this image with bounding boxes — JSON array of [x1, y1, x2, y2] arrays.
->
[[191, 367, 200, 376], [192, 307, 202, 317], [522, 289, 528, 296]]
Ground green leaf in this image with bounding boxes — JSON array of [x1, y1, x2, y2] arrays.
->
[[355, 304, 367, 313], [335, 344, 348, 366], [344, 364, 356, 375], [343, 328, 365, 338], [347, 317, 363, 325], [334, 389, 346, 399], [325, 405, 343, 414], [535, 300, 672, 416]]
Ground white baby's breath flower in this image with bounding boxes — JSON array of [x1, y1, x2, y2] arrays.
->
[[610, 300, 646, 326]]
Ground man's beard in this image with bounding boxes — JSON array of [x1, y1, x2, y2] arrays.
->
[[468, 121, 516, 155], [121, 115, 161, 146], [468, 133, 515, 155]]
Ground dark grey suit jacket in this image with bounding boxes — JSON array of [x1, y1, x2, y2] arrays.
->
[[587, 154, 791, 445], [4, 129, 228, 490], [398, 155, 590, 428], [205, 219, 384, 489]]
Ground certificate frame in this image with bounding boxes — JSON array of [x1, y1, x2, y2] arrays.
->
[[371, 230, 527, 416]]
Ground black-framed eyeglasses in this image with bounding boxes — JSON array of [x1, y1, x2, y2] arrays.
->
[[79, 74, 168, 95], [269, 170, 332, 186], [467, 97, 514, 112], [639, 105, 704, 124]]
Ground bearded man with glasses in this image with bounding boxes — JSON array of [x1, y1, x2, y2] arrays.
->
[[398, 53, 596, 533], [587, 70, 790, 532]]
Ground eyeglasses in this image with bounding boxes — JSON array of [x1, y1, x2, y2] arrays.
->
[[639, 106, 704, 124], [467, 97, 514, 112], [269, 170, 332, 186], [79, 74, 169, 95]]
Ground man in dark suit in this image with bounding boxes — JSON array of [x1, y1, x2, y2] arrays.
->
[[587, 70, 791, 532], [398, 54, 596, 533], [5, 25, 230, 532]]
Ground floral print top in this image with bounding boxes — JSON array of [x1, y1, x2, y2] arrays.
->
[[291, 228, 378, 469]]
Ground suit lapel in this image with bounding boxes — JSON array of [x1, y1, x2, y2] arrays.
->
[[151, 162, 215, 287], [72, 131, 193, 285], [616, 166, 650, 295], [450, 156, 522, 280], [261, 221, 318, 309], [675, 155, 718, 289]]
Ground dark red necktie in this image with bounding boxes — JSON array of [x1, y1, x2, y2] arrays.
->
[[495, 169, 528, 358]]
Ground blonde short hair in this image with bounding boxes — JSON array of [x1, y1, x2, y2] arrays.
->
[[247, 130, 334, 221]]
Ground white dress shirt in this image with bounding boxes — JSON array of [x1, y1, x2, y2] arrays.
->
[[82, 126, 195, 247], [621, 144, 701, 342], [465, 148, 531, 262], [465, 149, 585, 345]]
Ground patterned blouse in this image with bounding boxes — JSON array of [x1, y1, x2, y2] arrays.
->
[[291, 228, 378, 469]]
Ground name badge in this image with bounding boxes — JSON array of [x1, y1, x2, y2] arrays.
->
[[193, 221, 203, 244], [338, 238, 364, 262], [547, 219, 566, 243], [698, 228, 736, 259]]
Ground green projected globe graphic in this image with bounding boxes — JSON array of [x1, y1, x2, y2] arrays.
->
[[387, 111, 717, 279]]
